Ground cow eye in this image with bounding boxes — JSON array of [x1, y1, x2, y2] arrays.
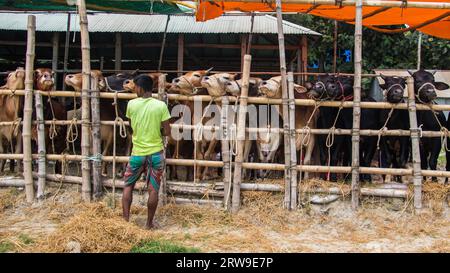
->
[[223, 77, 230, 80], [193, 74, 200, 77]]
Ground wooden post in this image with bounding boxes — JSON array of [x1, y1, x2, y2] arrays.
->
[[407, 76, 423, 209], [177, 34, 184, 77], [221, 96, 231, 210], [333, 20, 338, 73], [351, 0, 363, 210], [297, 45, 302, 84], [231, 54, 251, 213], [23, 15, 36, 203], [246, 13, 255, 54], [417, 33, 422, 70], [78, 0, 91, 201], [158, 16, 170, 72], [275, 0, 292, 209], [62, 13, 71, 92], [90, 77, 101, 199], [115, 33, 122, 72], [240, 35, 247, 72], [287, 72, 298, 209], [301, 35, 308, 83], [158, 74, 168, 206], [51, 32, 59, 90], [100, 56, 104, 71], [35, 93, 46, 200]]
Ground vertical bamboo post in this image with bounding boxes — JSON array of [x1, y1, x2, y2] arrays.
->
[[297, 40, 302, 84], [301, 35, 308, 84], [79, 0, 91, 201], [51, 32, 59, 90], [62, 12, 71, 92], [177, 34, 184, 77], [23, 15, 36, 203], [115, 33, 122, 72], [231, 54, 251, 214], [333, 20, 338, 73], [407, 76, 423, 209], [417, 33, 422, 70], [158, 74, 168, 206], [240, 34, 247, 73], [351, 0, 363, 210], [287, 72, 298, 209], [221, 96, 231, 210], [35, 92, 46, 200], [246, 13, 255, 54], [158, 16, 170, 72], [90, 77, 101, 199], [275, 0, 292, 209]]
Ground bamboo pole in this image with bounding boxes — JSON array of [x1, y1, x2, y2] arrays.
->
[[34, 91, 46, 199], [275, 0, 292, 209], [287, 72, 298, 209], [221, 96, 232, 210], [78, 0, 91, 202], [90, 77, 102, 199], [22, 15, 36, 203], [333, 20, 338, 73], [231, 54, 252, 213], [417, 33, 422, 70], [115, 33, 122, 71], [51, 32, 59, 90], [62, 12, 71, 93], [351, 0, 363, 210], [158, 15, 170, 71], [407, 76, 423, 209], [218, 0, 450, 9], [158, 74, 168, 206]]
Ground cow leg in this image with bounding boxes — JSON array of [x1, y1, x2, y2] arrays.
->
[[101, 135, 113, 177], [14, 133, 23, 173], [429, 138, 441, 182], [201, 139, 218, 180], [302, 136, 315, 180], [361, 136, 377, 182], [242, 139, 252, 180]]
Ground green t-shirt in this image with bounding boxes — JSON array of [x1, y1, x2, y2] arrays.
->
[[126, 97, 171, 156]]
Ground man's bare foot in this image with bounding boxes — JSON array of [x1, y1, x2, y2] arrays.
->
[[145, 221, 160, 230]]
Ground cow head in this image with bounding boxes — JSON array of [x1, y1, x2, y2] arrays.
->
[[105, 70, 138, 92], [305, 75, 331, 100], [65, 70, 105, 91], [259, 76, 306, 99], [326, 75, 354, 100], [201, 73, 236, 97], [225, 77, 263, 97], [257, 129, 282, 178], [123, 74, 154, 96], [408, 69, 449, 103], [169, 68, 213, 96], [34, 68, 55, 91], [379, 75, 406, 103], [4, 67, 25, 90]]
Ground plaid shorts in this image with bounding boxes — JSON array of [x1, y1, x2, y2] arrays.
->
[[124, 151, 165, 192]]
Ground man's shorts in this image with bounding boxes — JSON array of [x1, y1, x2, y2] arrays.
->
[[124, 151, 165, 192]]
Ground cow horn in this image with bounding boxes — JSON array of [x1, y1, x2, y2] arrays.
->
[[431, 70, 437, 75], [131, 69, 139, 76], [380, 74, 387, 81], [205, 67, 214, 74]]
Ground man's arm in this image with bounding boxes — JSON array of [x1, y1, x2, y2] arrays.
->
[[161, 120, 170, 137]]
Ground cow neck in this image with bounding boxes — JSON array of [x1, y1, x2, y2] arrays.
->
[[104, 76, 126, 93]]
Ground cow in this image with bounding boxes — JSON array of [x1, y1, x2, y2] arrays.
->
[[258, 76, 318, 179], [0, 67, 25, 172], [378, 75, 411, 182], [33, 68, 67, 173], [409, 69, 449, 181], [64, 70, 119, 176]]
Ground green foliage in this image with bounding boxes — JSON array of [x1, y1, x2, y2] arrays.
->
[[18, 234, 34, 245], [130, 239, 200, 253], [284, 14, 450, 73], [0, 241, 14, 253]]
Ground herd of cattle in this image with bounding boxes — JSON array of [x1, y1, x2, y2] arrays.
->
[[0, 66, 449, 183]]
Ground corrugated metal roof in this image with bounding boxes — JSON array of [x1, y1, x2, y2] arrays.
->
[[0, 12, 321, 35]]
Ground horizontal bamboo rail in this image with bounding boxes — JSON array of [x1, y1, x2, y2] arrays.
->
[[1, 153, 449, 178], [2, 89, 450, 111]]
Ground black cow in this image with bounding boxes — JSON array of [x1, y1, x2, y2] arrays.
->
[[378, 75, 410, 182], [409, 69, 449, 181]]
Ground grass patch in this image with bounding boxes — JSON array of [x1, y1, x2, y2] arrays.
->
[[0, 241, 14, 253], [130, 239, 200, 253], [18, 234, 34, 245]]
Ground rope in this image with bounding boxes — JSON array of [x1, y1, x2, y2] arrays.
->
[[193, 98, 214, 182], [376, 107, 395, 151], [325, 100, 345, 181]]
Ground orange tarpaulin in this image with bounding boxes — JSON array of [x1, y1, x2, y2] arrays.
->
[[195, 0, 450, 39]]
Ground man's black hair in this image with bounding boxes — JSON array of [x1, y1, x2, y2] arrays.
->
[[134, 74, 154, 93]]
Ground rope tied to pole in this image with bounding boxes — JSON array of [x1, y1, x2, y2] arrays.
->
[[376, 106, 395, 151], [193, 98, 214, 183], [325, 100, 345, 181]]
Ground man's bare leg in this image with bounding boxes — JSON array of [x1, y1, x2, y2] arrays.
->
[[146, 187, 159, 229], [122, 183, 135, 222]]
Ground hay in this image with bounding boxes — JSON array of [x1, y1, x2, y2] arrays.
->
[[300, 178, 351, 197], [0, 188, 21, 213], [29, 203, 152, 253], [422, 182, 450, 215]]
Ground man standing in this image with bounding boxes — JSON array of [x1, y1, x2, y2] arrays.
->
[[122, 74, 171, 229]]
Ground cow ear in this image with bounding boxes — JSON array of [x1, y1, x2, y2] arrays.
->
[[380, 74, 387, 81], [229, 73, 237, 80], [304, 81, 313, 90], [34, 69, 41, 77], [379, 84, 387, 90], [294, 84, 307, 94], [434, 81, 450, 91], [407, 70, 415, 76]]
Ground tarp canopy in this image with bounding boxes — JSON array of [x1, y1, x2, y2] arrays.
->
[[0, 0, 191, 14], [195, 0, 450, 39]]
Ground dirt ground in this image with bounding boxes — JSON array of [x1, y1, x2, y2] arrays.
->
[[0, 179, 449, 253]]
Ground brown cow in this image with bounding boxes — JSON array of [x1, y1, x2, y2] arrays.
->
[[33, 68, 67, 173], [64, 70, 119, 176], [258, 76, 317, 179], [0, 67, 25, 172]]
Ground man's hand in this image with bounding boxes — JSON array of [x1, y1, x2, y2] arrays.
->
[[162, 120, 170, 137]]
